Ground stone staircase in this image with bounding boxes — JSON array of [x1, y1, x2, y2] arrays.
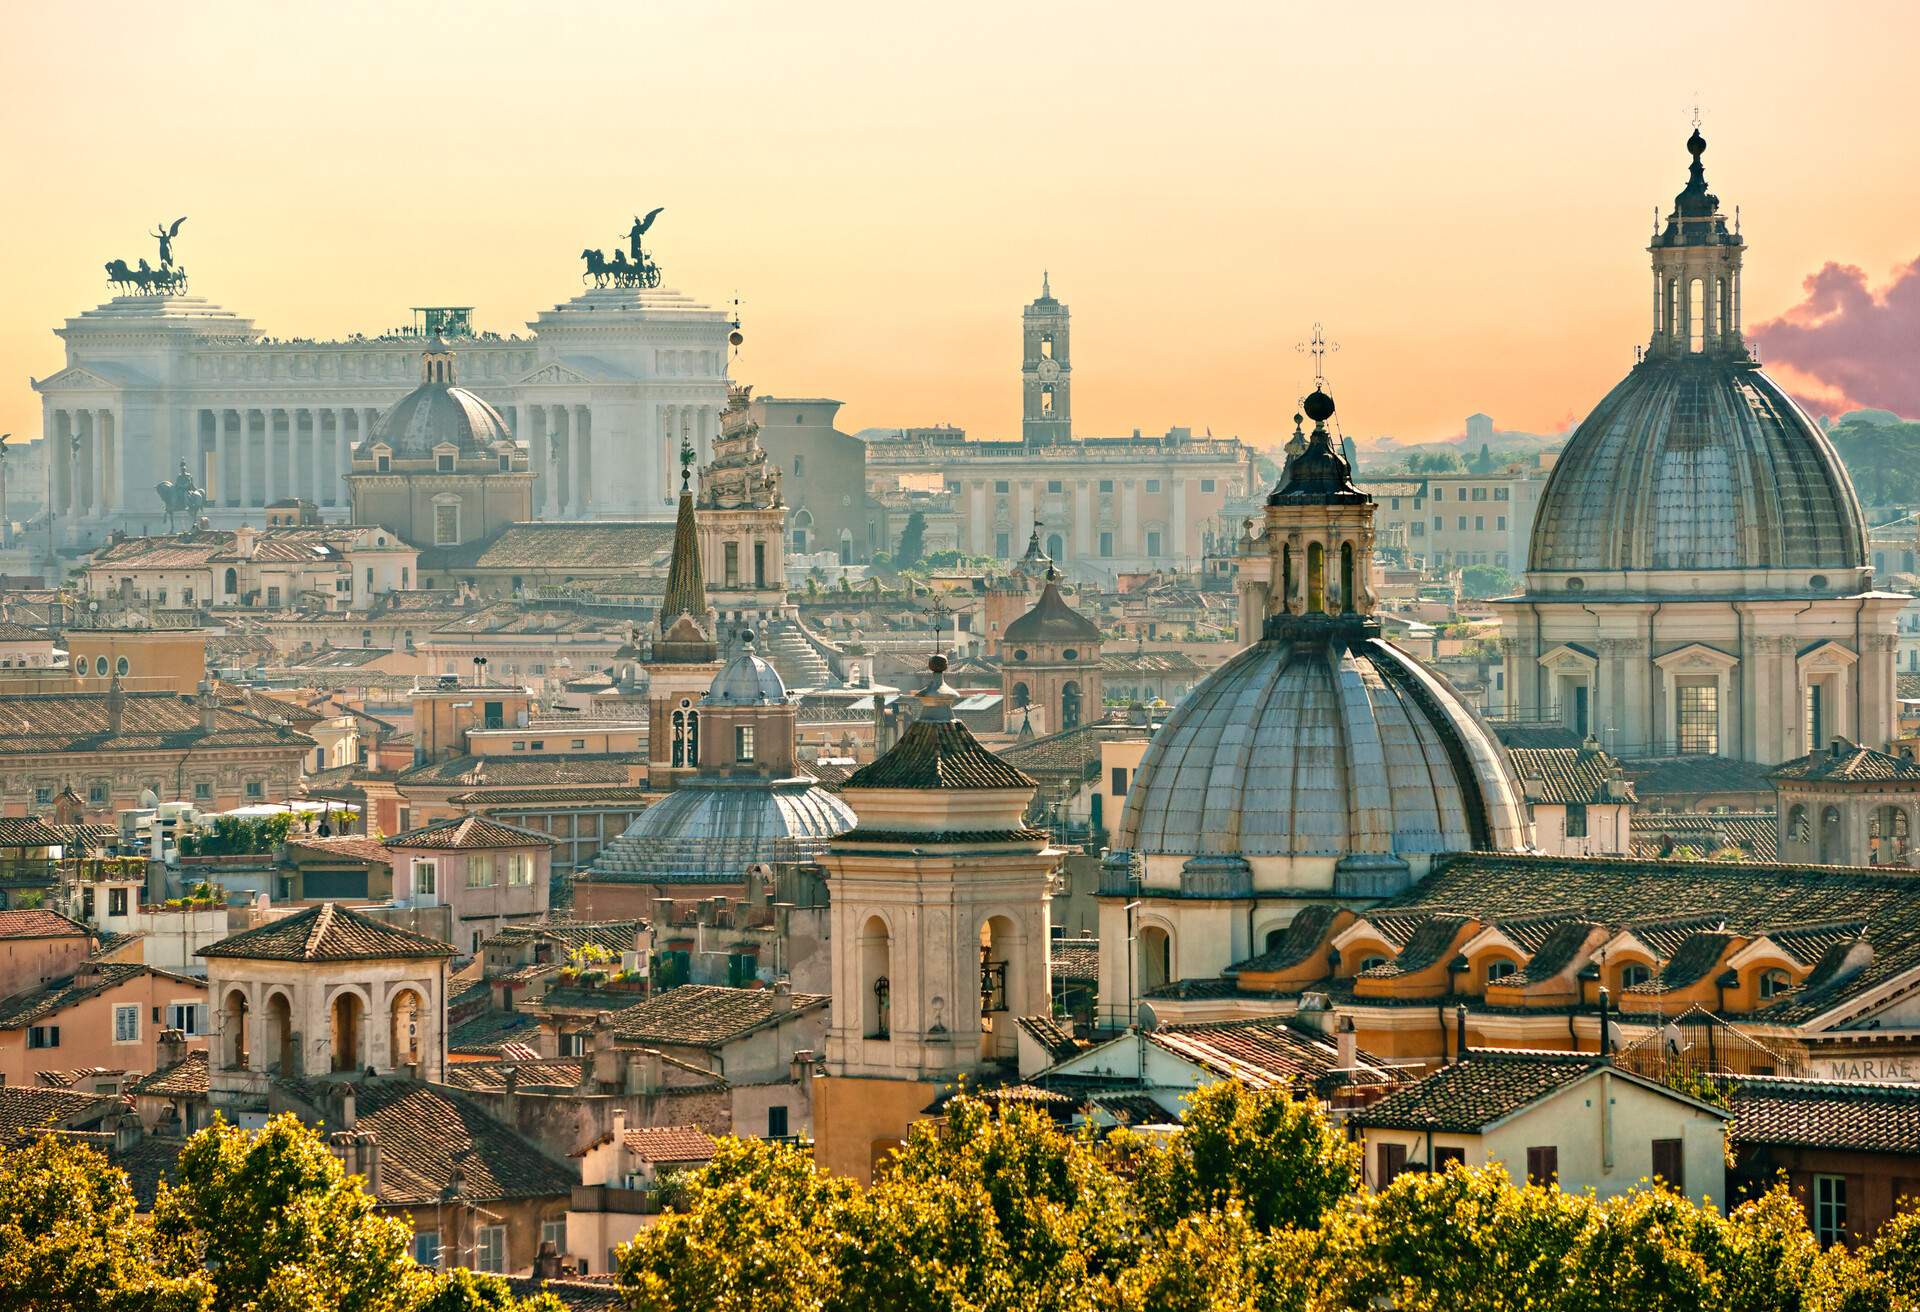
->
[[765, 618, 832, 690]]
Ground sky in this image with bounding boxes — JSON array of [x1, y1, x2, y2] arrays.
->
[[3, 0, 1918, 454]]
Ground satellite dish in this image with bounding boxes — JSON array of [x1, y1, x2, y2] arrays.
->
[[1136, 1002, 1160, 1032], [139, 787, 159, 808]]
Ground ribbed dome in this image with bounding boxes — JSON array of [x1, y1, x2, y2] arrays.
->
[[1117, 626, 1529, 862], [1004, 577, 1102, 644], [704, 637, 788, 706], [366, 345, 513, 457], [1528, 350, 1867, 578], [586, 779, 855, 884]]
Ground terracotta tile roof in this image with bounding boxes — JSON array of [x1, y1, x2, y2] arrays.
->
[[0, 818, 69, 848], [1051, 936, 1099, 983], [1772, 741, 1920, 782], [1623, 931, 1736, 994], [997, 717, 1151, 782], [844, 718, 1034, 791], [1507, 747, 1634, 805], [1017, 1015, 1082, 1062], [0, 620, 53, 642], [449, 786, 655, 807], [353, 1081, 576, 1205], [200, 903, 455, 962], [607, 984, 827, 1049], [1630, 811, 1778, 861], [623, 1124, 717, 1163], [1623, 755, 1774, 799], [447, 1007, 541, 1056], [0, 962, 180, 1028], [484, 919, 648, 957], [0, 1085, 113, 1144], [1497, 919, 1601, 986], [1726, 1075, 1920, 1153], [397, 753, 642, 789], [1491, 723, 1586, 751], [428, 602, 622, 639], [131, 1050, 209, 1098], [442, 1059, 588, 1092], [285, 834, 393, 866], [1358, 915, 1472, 980], [1229, 903, 1343, 973], [502, 1276, 625, 1312], [386, 815, 554, 851], [109, 1136, 186, 1209], [416, 521, 675, 572], [0, 690, 314, 756], [1351, 1053, 1605, 1131], [1149, 1016, 1395, 1091], [0, 908, 91, 940]]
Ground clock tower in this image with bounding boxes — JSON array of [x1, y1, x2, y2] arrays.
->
[[1021, 273, 1071, 444]]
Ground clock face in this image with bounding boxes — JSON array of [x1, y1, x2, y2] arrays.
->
[[1036, 358, 1061, 382]]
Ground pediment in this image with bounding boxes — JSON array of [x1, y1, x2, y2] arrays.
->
[[1653, 642, 1739, 672], [1538, 642, 1597, 672], [33, 365, 120, 393], [519, 361, 596, 387], [1797, 640, 1859, 672]]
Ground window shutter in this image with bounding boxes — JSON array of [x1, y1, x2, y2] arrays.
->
[[1651, 1138, 1684, 1192], [1526, 1145, 1558, 1186]]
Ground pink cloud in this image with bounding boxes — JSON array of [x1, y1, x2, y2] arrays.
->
[[1750, 258, 1920, 420]]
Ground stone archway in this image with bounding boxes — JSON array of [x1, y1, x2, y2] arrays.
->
[[222, 988, 250, 1070], [331, 991, 365, 1073], [389, 987, 425, 1069], [265, 991, 294, 1075]]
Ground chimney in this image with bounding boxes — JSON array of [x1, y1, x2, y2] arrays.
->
[[591, 1015, 620, 1086], [198, 679, 218, 734], [1335, 1015, 1357, 1072], [340, 1087, 357, 1130], [502, 1065, 519, 1120], [155, 1026, 186, 1073], [611, 1105, 627, 1146], [112, 1111, 142, 1154], [360, 1130, 381, 1195], [1454, 1003, 1469, 1063], [534, 1239, 563, 1280], [105, 675, 125, 738], [1597, 986, 1612, 1057], [771, 979, 793, 1014]]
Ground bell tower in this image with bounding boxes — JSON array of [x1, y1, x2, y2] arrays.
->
[[1647, 126, 1748, 361], [1021, 273, 1071, 444]]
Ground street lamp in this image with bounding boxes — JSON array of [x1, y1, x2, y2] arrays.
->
[[470, 655, 489, 686]]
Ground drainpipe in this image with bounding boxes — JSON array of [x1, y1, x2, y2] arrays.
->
[[1455, 1003, 1469, 1063], [1597, 985, 1614, 1174], [1856, 598, 1866, 746], [1733, 603, 1745, 759]]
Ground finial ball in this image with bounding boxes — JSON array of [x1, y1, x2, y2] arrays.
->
[[1687, 128, 1706, 158], [928, 653, 949, 675], [1302, 389, 1336, 424]]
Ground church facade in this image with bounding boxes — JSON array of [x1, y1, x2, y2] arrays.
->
[[31, 245, 731, 544], [1492, 131, 1905, 763]]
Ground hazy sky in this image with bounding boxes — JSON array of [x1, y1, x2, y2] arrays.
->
[[4, 0, 1918, 452]]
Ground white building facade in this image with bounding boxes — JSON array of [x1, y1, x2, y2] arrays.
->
[[32, 280, 731, 545]]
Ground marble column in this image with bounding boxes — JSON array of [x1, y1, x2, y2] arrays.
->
[[96, 409, 115, 512], [238, 410, 253, 509], [574, 405, 592, 511]]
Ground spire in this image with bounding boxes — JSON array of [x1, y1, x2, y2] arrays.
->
[[1041, 270, 1050, 299], [1648, 124, 1746, 359], [659, 429, 707, 631]]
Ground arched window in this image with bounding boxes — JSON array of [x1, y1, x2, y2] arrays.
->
[[1047, 533, 1065, 561], [1340, 542, 1356, 614], [1870, 805, 1910, 866], [224, 567, 238, 595], [861, 916, 891, 1039], [1359, 956, 1388, 972], [1139, 925, 1172, 995], [1787, 805, 1811, 847], [331, 992, 364, 1073], [1264, 927, 1285, 953], [1619, 962, 1651, 989], [1307, 542, 1325, 613], [390, 988, 424, 1068], [265, 992, 293, 1074], [1040, 383, 1054, 416], [1061, 681, 1083, 731], [1484, 959, 1518, 984], [1281, 544, 1294, 613], [686, 710, 699, 767], [1819, 805, 1844, 864], [1689, 278, 1705, 352], [1758, 968, 1793, 1000], [222, 989, 250, 1070], [1011, 682, 1030, 710]]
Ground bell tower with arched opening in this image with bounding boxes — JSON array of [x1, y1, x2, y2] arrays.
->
[[1021, 274, 1071, 444]]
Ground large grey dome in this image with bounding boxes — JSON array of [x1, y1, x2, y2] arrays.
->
[[1528, 357, 1868, 578], [1117, 625, 1529, 864], [704, 638, 789, 706], [365, 344, 514, 457], [586, 779, 855, 885]]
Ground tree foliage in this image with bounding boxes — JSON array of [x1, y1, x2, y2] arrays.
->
[[1459, 563, 1519, 599], [894, 511, 927, 570]]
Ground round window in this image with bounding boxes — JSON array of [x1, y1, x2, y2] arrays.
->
[[1565, 577, 1585, 593], [1810, 575, 1829, 589], [94, 655, 110, 676], [1063, 648, 1078, 660], [1013, 649, 1029, 662], [115, 656, 129, 676]]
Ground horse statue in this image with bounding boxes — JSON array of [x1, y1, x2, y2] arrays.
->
[[581, 248, 611, 287], [155, 460, 206, 530]]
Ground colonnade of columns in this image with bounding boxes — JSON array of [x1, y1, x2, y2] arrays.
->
[[512, 402, 598, 518], [657, 403, 717, 506], [194, 406, 377, 511], [46, 408, 117, 517]]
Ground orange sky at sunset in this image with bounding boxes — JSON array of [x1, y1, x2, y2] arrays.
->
[[3, 0, 1918, 454]]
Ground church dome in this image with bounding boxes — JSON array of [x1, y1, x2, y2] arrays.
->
[[1004, 575, 1102, 645], [366, 342, 514, 457], [1527, 358, 1868, 578], [704, 634, 789, 706], [1116, 626, 1530, 869], [585, 779, 855, 885]]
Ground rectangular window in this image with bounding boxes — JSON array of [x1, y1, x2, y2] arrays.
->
[[1433, 516, 1443, 530], [437, 452, 455, 473], [1146, 530, 1162, 557], [571, 738, 586, 750], [414, 861, 437, 896], [1098, 479, 1113, 493], [995, 532, 1011, 559], [1433, 1146, 1466, 1171], [1675, 681, 1719, 755], [1472, 487, 1488, 501], [168, 1002, 209, 1036], [1146, 479, 1160, 492], [1497, 516, 1507, 531], [194, 782, 212, 801], [413, 1231, 440, 1268], [1411, 522, 1424, 537], [1651, 1138, 1684, 1192], [1390, 497, 1400, 510], [89, 781, 109, 804], [994, 480, 1010, 493], [1495, 487, 1510, 501], [434, 503, 459, 546], [475, 1225, 507, 1274], [467, 855, 496, 888], [1111, 766, 1129, 796], [1815, 1174, 1848, 1245], [245, 781, 264, 799], [1200, 479, 1216, 492], [1564, 802, 1589, 839], [114, 1005, 139, 1043], [1099, 531, 1114, 558], [1457, 516, 1468, 531], [736, 725, 756, 762], [541, 1219, 566, 1251], [266, 586, 281, 607], [529, 740, 544, 751], [484, 701, 504, 729], [507, 853, 532, 886], [1377, 1141, 1407, 1188], [753, 542, 767, 587], [724, 541, 740, 588], [27, 1025, 58, 1049], [34, 786, 52, 806], [1526, 1146, 1559, 1187], [1047, 480, 1063, 493], [109, 887, 129, 916]]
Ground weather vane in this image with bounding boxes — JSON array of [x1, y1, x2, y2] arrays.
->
[[1295, 323, 1339, 391]]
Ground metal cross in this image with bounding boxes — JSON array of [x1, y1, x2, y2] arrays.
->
[[927, 592, 958, 656], [1691, 99, 1702, 130], [1295, 323, 1338, 390]]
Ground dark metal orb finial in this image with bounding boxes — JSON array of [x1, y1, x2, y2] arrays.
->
[[1302, 389, 1336, 424], [928, 653, 949, 675]]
